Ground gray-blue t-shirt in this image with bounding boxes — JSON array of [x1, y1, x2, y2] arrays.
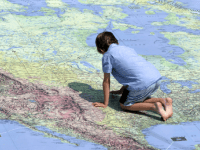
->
[[102, 43, 162, 92]]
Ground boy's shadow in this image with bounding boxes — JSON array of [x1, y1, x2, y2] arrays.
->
[[68, 82, 163, 121]]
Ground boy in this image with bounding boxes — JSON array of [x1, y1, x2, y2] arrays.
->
[[92, 31, 173, 121]]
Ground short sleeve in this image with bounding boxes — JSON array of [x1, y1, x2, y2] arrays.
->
[[102, 54, 113, 73]]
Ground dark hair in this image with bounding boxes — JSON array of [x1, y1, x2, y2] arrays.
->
[[95, 31, 118, 54]]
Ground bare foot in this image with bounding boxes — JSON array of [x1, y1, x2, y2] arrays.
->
[[165, 98, 173, 119], [154, 102, 168, 121]]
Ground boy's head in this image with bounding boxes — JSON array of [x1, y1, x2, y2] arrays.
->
[[95, 31, 118, 54]]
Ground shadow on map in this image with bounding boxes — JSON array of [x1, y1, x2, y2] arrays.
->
[[68, 82, 163, 122]]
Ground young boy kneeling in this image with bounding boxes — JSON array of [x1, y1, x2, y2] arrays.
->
[[92, 31, 173, 122]]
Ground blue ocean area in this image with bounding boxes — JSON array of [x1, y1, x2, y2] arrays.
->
[[142, 121, 200, 150], [0, 120, 107, 150], [174, 0, 200, 11], [160, 76, 200, 94]]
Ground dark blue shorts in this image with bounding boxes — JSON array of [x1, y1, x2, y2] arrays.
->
[[119, 79, 162, 106]]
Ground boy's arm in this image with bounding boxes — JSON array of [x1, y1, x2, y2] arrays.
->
[[103, 81, 110, 106]]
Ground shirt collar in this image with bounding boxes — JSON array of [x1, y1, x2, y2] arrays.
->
[[107, 43, 118, 52]]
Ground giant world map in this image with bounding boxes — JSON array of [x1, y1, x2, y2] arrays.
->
[[1, 0, 200, 150]]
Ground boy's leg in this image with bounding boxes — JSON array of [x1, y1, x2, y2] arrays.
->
[[119, 87, 173, 120], [143, 97, 166, 110], [120, 101, 168, 121], [143, 97, 173, 118]]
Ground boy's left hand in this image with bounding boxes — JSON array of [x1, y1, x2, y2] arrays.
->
[[92, 102, 107, 108]]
